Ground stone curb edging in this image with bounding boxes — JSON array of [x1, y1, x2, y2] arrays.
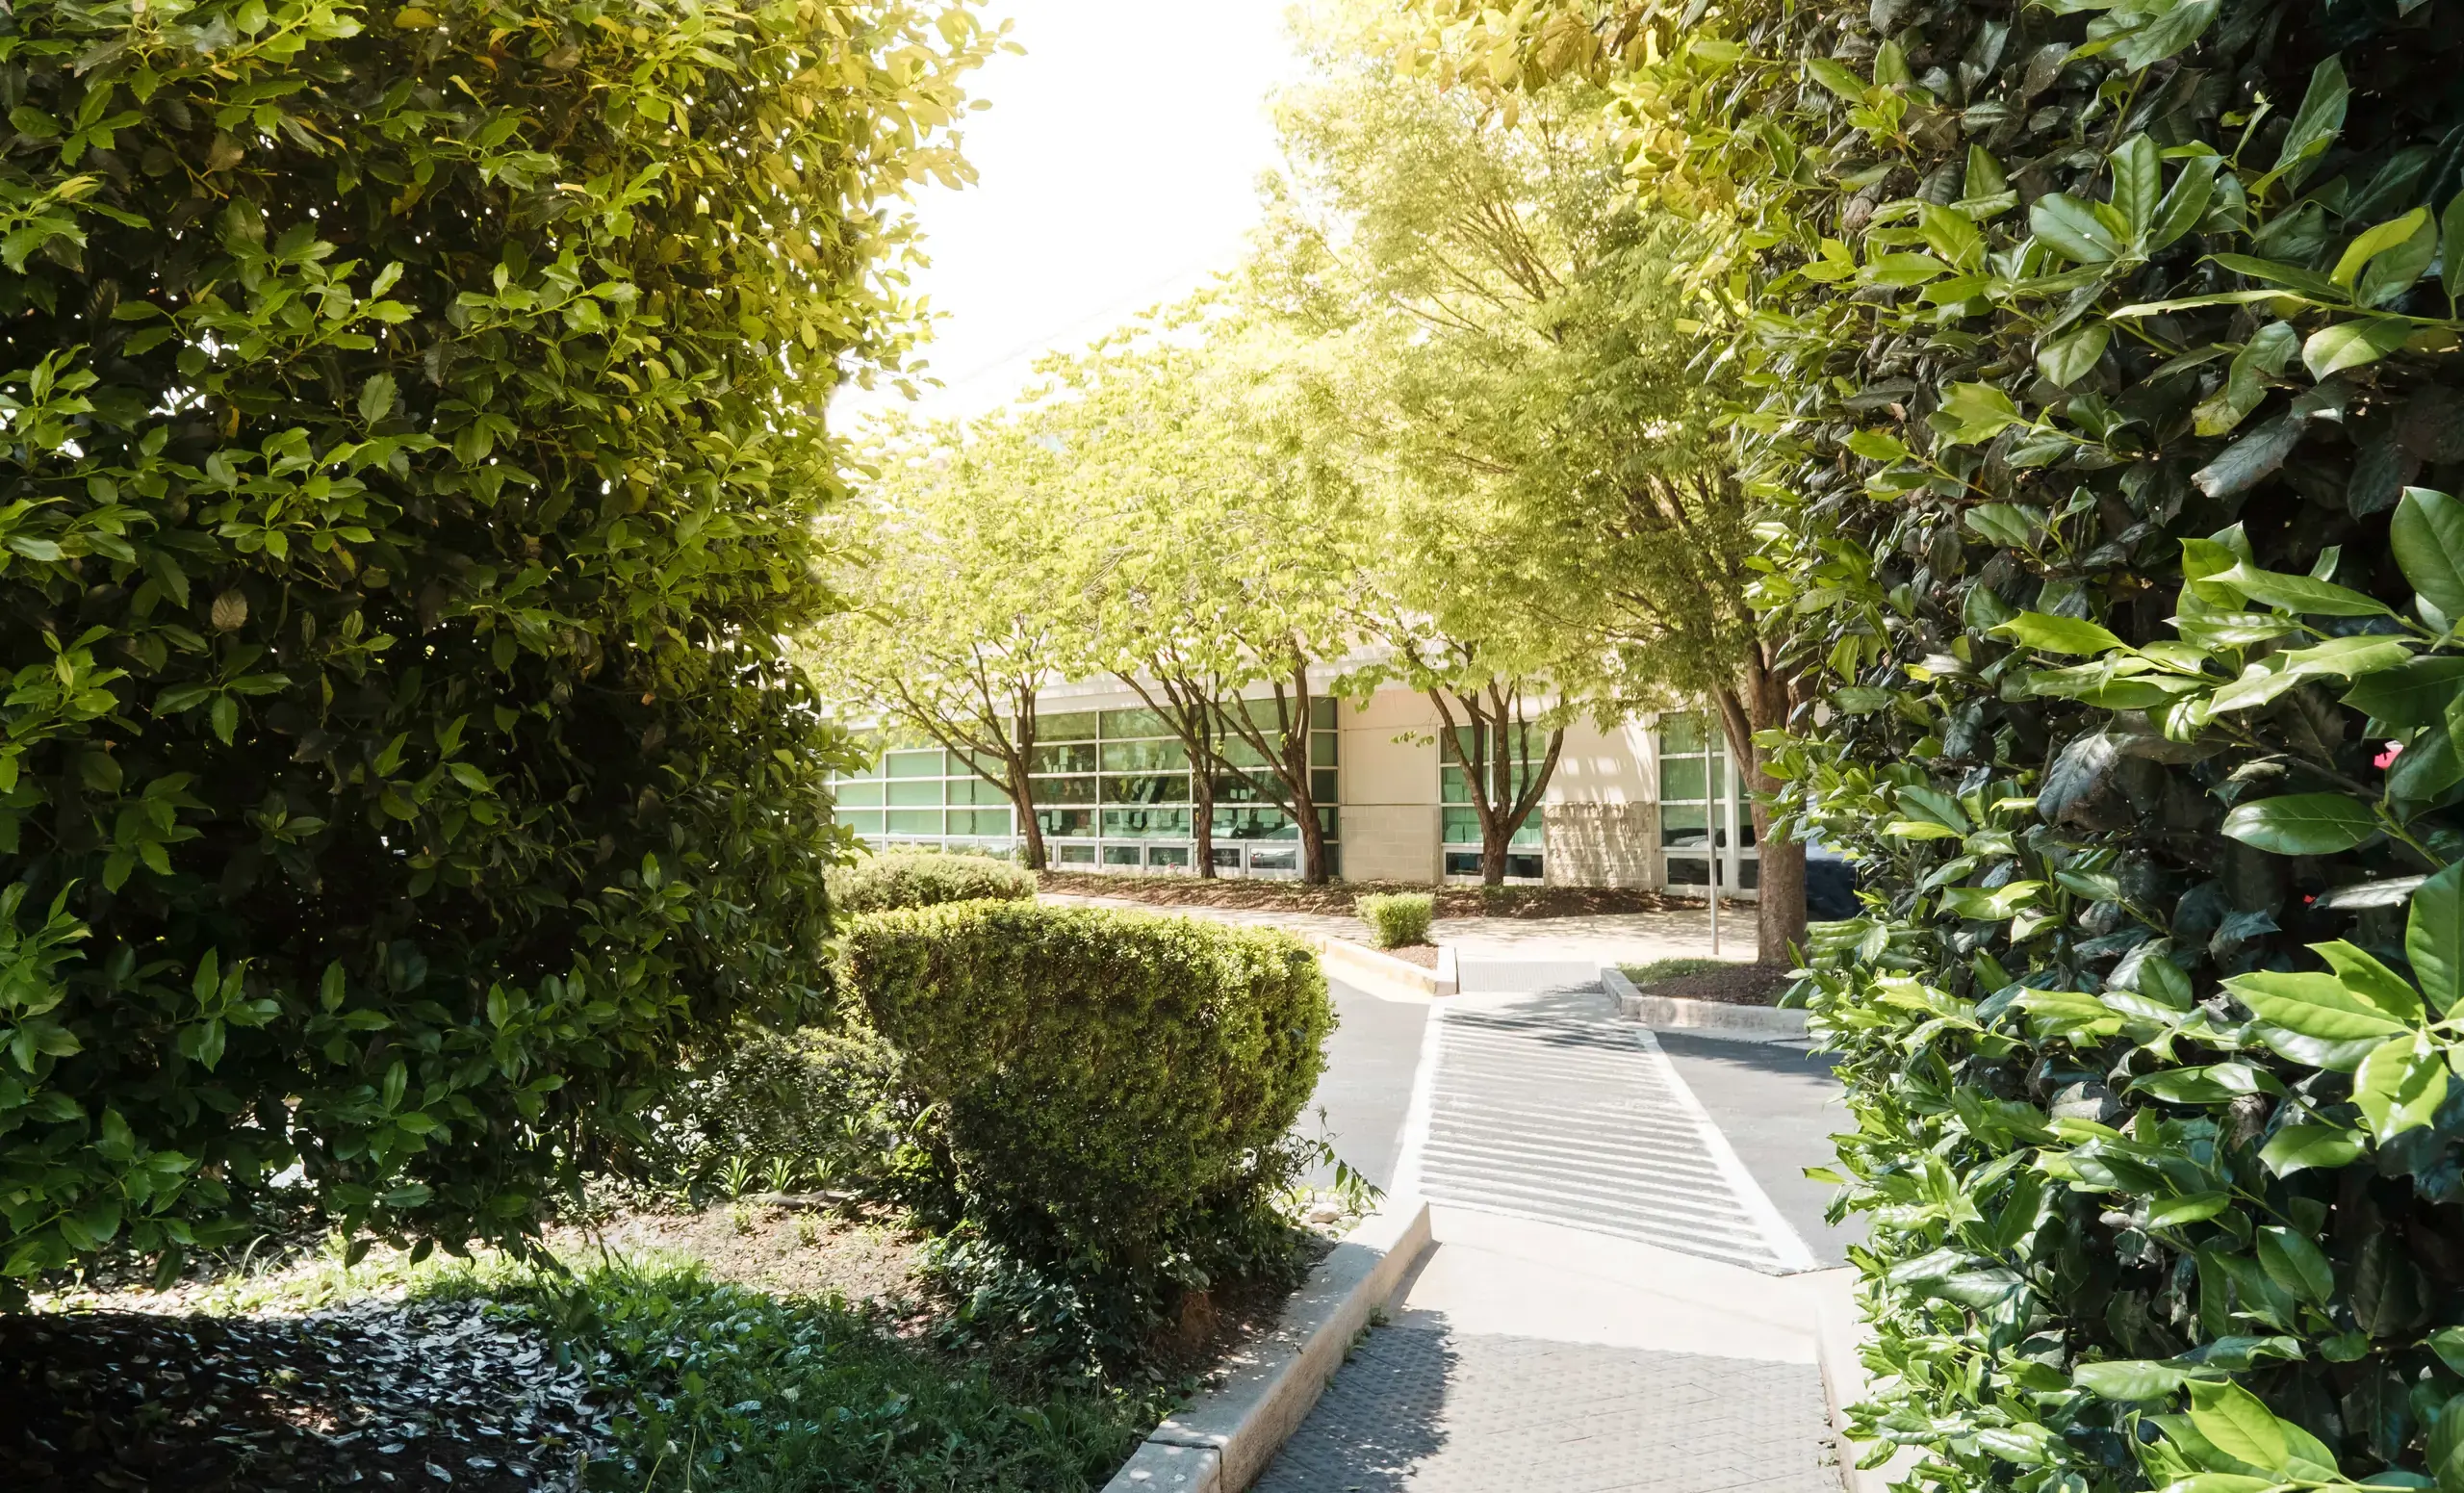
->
[[1808, 1266, 1919, 1493], [1102, 1197, 1436, 1493], [1310, 934, 1457, 999], [1601, 964, 1810, 1042]]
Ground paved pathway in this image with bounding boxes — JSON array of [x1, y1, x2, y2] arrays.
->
[[1259, 963, 1848, 1493]]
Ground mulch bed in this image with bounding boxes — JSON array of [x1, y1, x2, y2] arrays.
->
[[1, 1296, 606, 1492], [1038, 871, 1681, 919], [1635, 963, 1795, 1006], [1380, 943, 1440, 968]]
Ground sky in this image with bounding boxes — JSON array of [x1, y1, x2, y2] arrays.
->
[[834, 0, 1311, 428]]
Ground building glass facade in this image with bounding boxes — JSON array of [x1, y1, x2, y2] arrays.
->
[[1656, 712, 1756, 890], [828, 698, 1342, 877], [1440, 724, 1546, 881]]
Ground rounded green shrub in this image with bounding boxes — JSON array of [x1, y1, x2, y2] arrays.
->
[[0, 0, 993, 1295], [839, 902, 1331, 1332], [1355, 891, 1435, 949], [830, 851, 1035, 915], [648, 1023, 908, 1198]]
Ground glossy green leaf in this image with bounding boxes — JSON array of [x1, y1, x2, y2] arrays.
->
[[2407, 862, 2464, 1016], [2394, 488, 2464, 619], [2219, 794, 2378, 854]]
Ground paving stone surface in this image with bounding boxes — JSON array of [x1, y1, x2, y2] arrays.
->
[[1251, 1320, 1835, 1493]]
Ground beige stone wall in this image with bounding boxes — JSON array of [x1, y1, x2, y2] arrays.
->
[[1336, 689, 1441, 883], [1542, 801, 1660, 888]]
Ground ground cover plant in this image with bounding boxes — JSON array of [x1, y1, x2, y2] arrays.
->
[[1355, 891, 1435, 948], [1386, 0, 2464, 1486], [0, 0, 996, 1298]]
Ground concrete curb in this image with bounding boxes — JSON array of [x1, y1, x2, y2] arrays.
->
[[1104, 1197, 1435, 1493], [1311, 934, 1456, 999], [1601, 964, 1809, 1043], [1808, 1266, 1916, 1493]]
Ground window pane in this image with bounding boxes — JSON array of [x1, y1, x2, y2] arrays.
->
[[1441, 764, 1470, 805], [1249, 846, 1297, 871], [1103, 808, 1192, 838], [1661, 804, 1707, 835], [886, 750, 944, 778], [834, 810, 884, 836], [1147, 844, 1191, 869], [1442, 808, 1479, 844], [1103, 773, 1189, 806], [1037, 807, 1095, 837], [1659, 714, 1706, 754], [1218, 735, 1271, 769], [1057, 841, 1097, 865], [1209, 846, 1242, 868], [1509, 817, 1542, 849], [1101, 707, 1168, 739], [959, 749, 1008, 778], [842, 758, 885, 781], [1311, 697, 1338, 730], [1214, 807, 1295, 840], [1311, 769, 1337, 806], [949, 776, 1009, 807], [1443, 850, 1481, 877], [1212, 771, 1275, 804], [1660, 758, 1708, 802], [886, 810, 942, 835], [1032, 775, 1096, 806], [1030, 742, 1096, 774], [1239, 698, 1288, 731], [1505, 852, 1544, 880], [1664, 855, 1710, 885], [1319, 842, 1341, 877], [1102, 843, 1143, 866], [1101, 738, 1188, 772], [1042, 711, 1098, 741], [951, 809, 1012, 836], [886, 779, 942, 807], [1318, 807, 1338, 839], [1310, 731, 1336, 767], [834, 781, 884, 808]]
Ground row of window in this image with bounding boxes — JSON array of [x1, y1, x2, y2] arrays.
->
[[835, 805, 1340, 842]]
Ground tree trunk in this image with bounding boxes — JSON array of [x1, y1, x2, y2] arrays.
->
[[1480, 820, 1510, 886], [1710, 669, 1807, 965], [1006, 759, 1046, 870], [1193, 776, 1216, 878], [1296, 800, 1328, 885]]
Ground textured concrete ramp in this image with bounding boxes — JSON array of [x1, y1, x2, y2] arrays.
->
[[1251, 1323, 1833, 1493]]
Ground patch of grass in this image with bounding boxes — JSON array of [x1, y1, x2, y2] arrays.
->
[[420, 1259, 1150, 1492], [1619, 957, 1735, 987]]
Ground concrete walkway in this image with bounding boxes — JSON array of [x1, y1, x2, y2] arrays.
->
[[1264, 962, 1852, 1492]]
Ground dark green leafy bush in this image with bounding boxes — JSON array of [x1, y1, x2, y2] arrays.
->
[[830, 850, 1035, 914], [1355, 891, 1434, 948], [0, 0, 992, 1298], [839, 902, 1330, 1354], [1620, 0, 2464, 1487]]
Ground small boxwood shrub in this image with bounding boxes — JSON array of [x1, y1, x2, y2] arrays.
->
[[1356, 892, 1435, 949], [839, 903, 1330, 1348], [830, 852, 1035, 915]]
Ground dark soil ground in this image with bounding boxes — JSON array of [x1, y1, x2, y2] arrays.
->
[[1626, 960, 1795, 1006], [1038, 870, 1681, 919]]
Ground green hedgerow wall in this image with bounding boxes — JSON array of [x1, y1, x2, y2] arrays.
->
[[1684, 0, 2464, 1487], [0, 0, 989, 1297]]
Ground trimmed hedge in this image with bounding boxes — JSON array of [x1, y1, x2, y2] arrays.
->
[[838, 903, 1329, 1324], [830, 852, 1035, 915], [1356, 892, 1434, 949]]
